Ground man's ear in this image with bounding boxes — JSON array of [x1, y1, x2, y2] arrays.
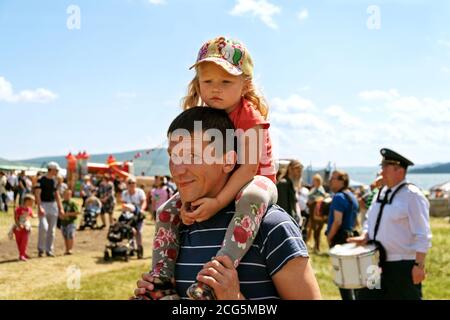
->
[[223, 151, 237, 174]]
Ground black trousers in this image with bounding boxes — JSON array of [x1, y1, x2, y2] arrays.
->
[[357, 260, 422, 300], [1, 193, 7, 211]]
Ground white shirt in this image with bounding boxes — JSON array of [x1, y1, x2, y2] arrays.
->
[[7, 174, 18, 187], [0, 176, 7, 194], [121, 188, 146, 210], [363, 179, 432, 261], [297, 187, 309, 212]]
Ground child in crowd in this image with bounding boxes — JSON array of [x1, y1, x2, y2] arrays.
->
[[9, 194, 36, 261], [60, 189, 80, 255], [149, 176, 173, 221]]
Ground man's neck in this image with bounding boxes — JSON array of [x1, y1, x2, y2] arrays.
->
[[386, 177, 406, 189]]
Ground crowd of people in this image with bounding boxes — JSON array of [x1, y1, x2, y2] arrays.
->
[[2, 162, 178, 262], [3, 35, 434, 301]]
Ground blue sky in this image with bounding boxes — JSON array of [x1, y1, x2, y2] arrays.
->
[[1, 0, 449, 167]]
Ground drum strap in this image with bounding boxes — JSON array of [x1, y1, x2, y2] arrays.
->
[[371, 183, 409, 267], [373, 183, 409, 240]]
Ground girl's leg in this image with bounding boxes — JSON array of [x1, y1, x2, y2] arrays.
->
[[14, 229, 23, 257], [22, 231, 30, 258], [141, 193, 182, 300], [187, 176, 278, 300]]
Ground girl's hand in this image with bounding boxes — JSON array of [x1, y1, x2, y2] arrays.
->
[[180, 204, 196, 225], [190, 197, 221, 222]]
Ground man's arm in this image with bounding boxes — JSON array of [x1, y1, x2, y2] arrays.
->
[[197, 255, 322, 300], [140, 190, 147, 212], [272, 256, 321, 300], [55, 189, 64, 214], [34, 187, 44, 216]]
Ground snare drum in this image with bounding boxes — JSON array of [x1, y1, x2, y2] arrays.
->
[[329, 243, 380, 289]]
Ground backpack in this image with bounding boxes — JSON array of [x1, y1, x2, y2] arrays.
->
[[5, 180, 13, 191]]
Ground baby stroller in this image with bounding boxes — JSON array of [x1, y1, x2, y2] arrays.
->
[[79, 196, 102, 230], [103, 211, 138, 262]]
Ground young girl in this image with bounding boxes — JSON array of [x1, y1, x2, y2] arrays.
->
[[8, 194, 36, 261], [149, 176, 173, 221], [146, 36, 278, 300]]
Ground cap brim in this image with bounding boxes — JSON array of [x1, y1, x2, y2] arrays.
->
[[189, 57, 243, 76]]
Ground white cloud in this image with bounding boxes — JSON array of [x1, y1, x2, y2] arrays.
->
[[438, 39, 450, 48], [297, 9, 309, 21], [358, 89, 399, 101], [0, 76, 58, 103], [269, 90, 450, 166], [359, 106, 372, 113], [325, 105, 363, 128], [271, 94, 315, 113], [271, 112, 331, 132], [441, 66, 450, 74], [148, 0, 166, 5], [230, 0, 281, 30]]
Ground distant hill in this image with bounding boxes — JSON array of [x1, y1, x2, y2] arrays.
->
[[3, 149, 170, 176], [409, 163, 450, 174]]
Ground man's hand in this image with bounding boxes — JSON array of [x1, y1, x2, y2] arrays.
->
[[122, 203, 135, 212], [133, 273, 176, 300], [197, 256, 245, 300], [190, 197, 221, 223], [347, 233, 369, 246], [134, 273, 156, 297], [412, 266, 426, 284]]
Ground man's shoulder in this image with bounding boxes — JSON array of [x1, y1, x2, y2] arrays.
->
[[258, 204, 298, 234], [332, 192, 346, 202]]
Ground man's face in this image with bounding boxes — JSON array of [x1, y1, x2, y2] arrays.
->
[[168, 133, 234, 203], [289, 165, 302, 180], [127, 180, 136, 193], [329, 173, 343, 193], [381, 163, 404, 186]]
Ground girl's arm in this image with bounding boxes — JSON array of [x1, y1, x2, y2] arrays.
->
[[190, 125, 264, 219]]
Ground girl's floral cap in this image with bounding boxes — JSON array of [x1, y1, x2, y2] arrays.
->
[[189, 36, 254, 77]]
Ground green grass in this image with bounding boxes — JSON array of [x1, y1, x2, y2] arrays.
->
[[27, 262, 149, 300]]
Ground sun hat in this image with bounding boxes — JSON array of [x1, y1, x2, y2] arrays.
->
[[47, 161, 60, 171], [189, 36, 253, 77]]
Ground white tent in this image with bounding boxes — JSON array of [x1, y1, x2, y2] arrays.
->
[[430, 181, 450, 192]]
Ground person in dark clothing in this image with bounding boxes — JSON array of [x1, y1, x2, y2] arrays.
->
[[326, 169, 360, 300], [276, 160, 303, 220]]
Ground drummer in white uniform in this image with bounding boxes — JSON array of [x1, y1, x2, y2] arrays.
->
[[348, 148, 432, 300]]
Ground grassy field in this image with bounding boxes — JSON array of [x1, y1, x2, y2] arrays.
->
[[0, 199, 449, 300]]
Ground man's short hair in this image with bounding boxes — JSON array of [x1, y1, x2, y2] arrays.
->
[[167, 107, 237, 154]]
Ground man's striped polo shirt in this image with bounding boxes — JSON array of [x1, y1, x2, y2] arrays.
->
[[175, 203, 309, 300]]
